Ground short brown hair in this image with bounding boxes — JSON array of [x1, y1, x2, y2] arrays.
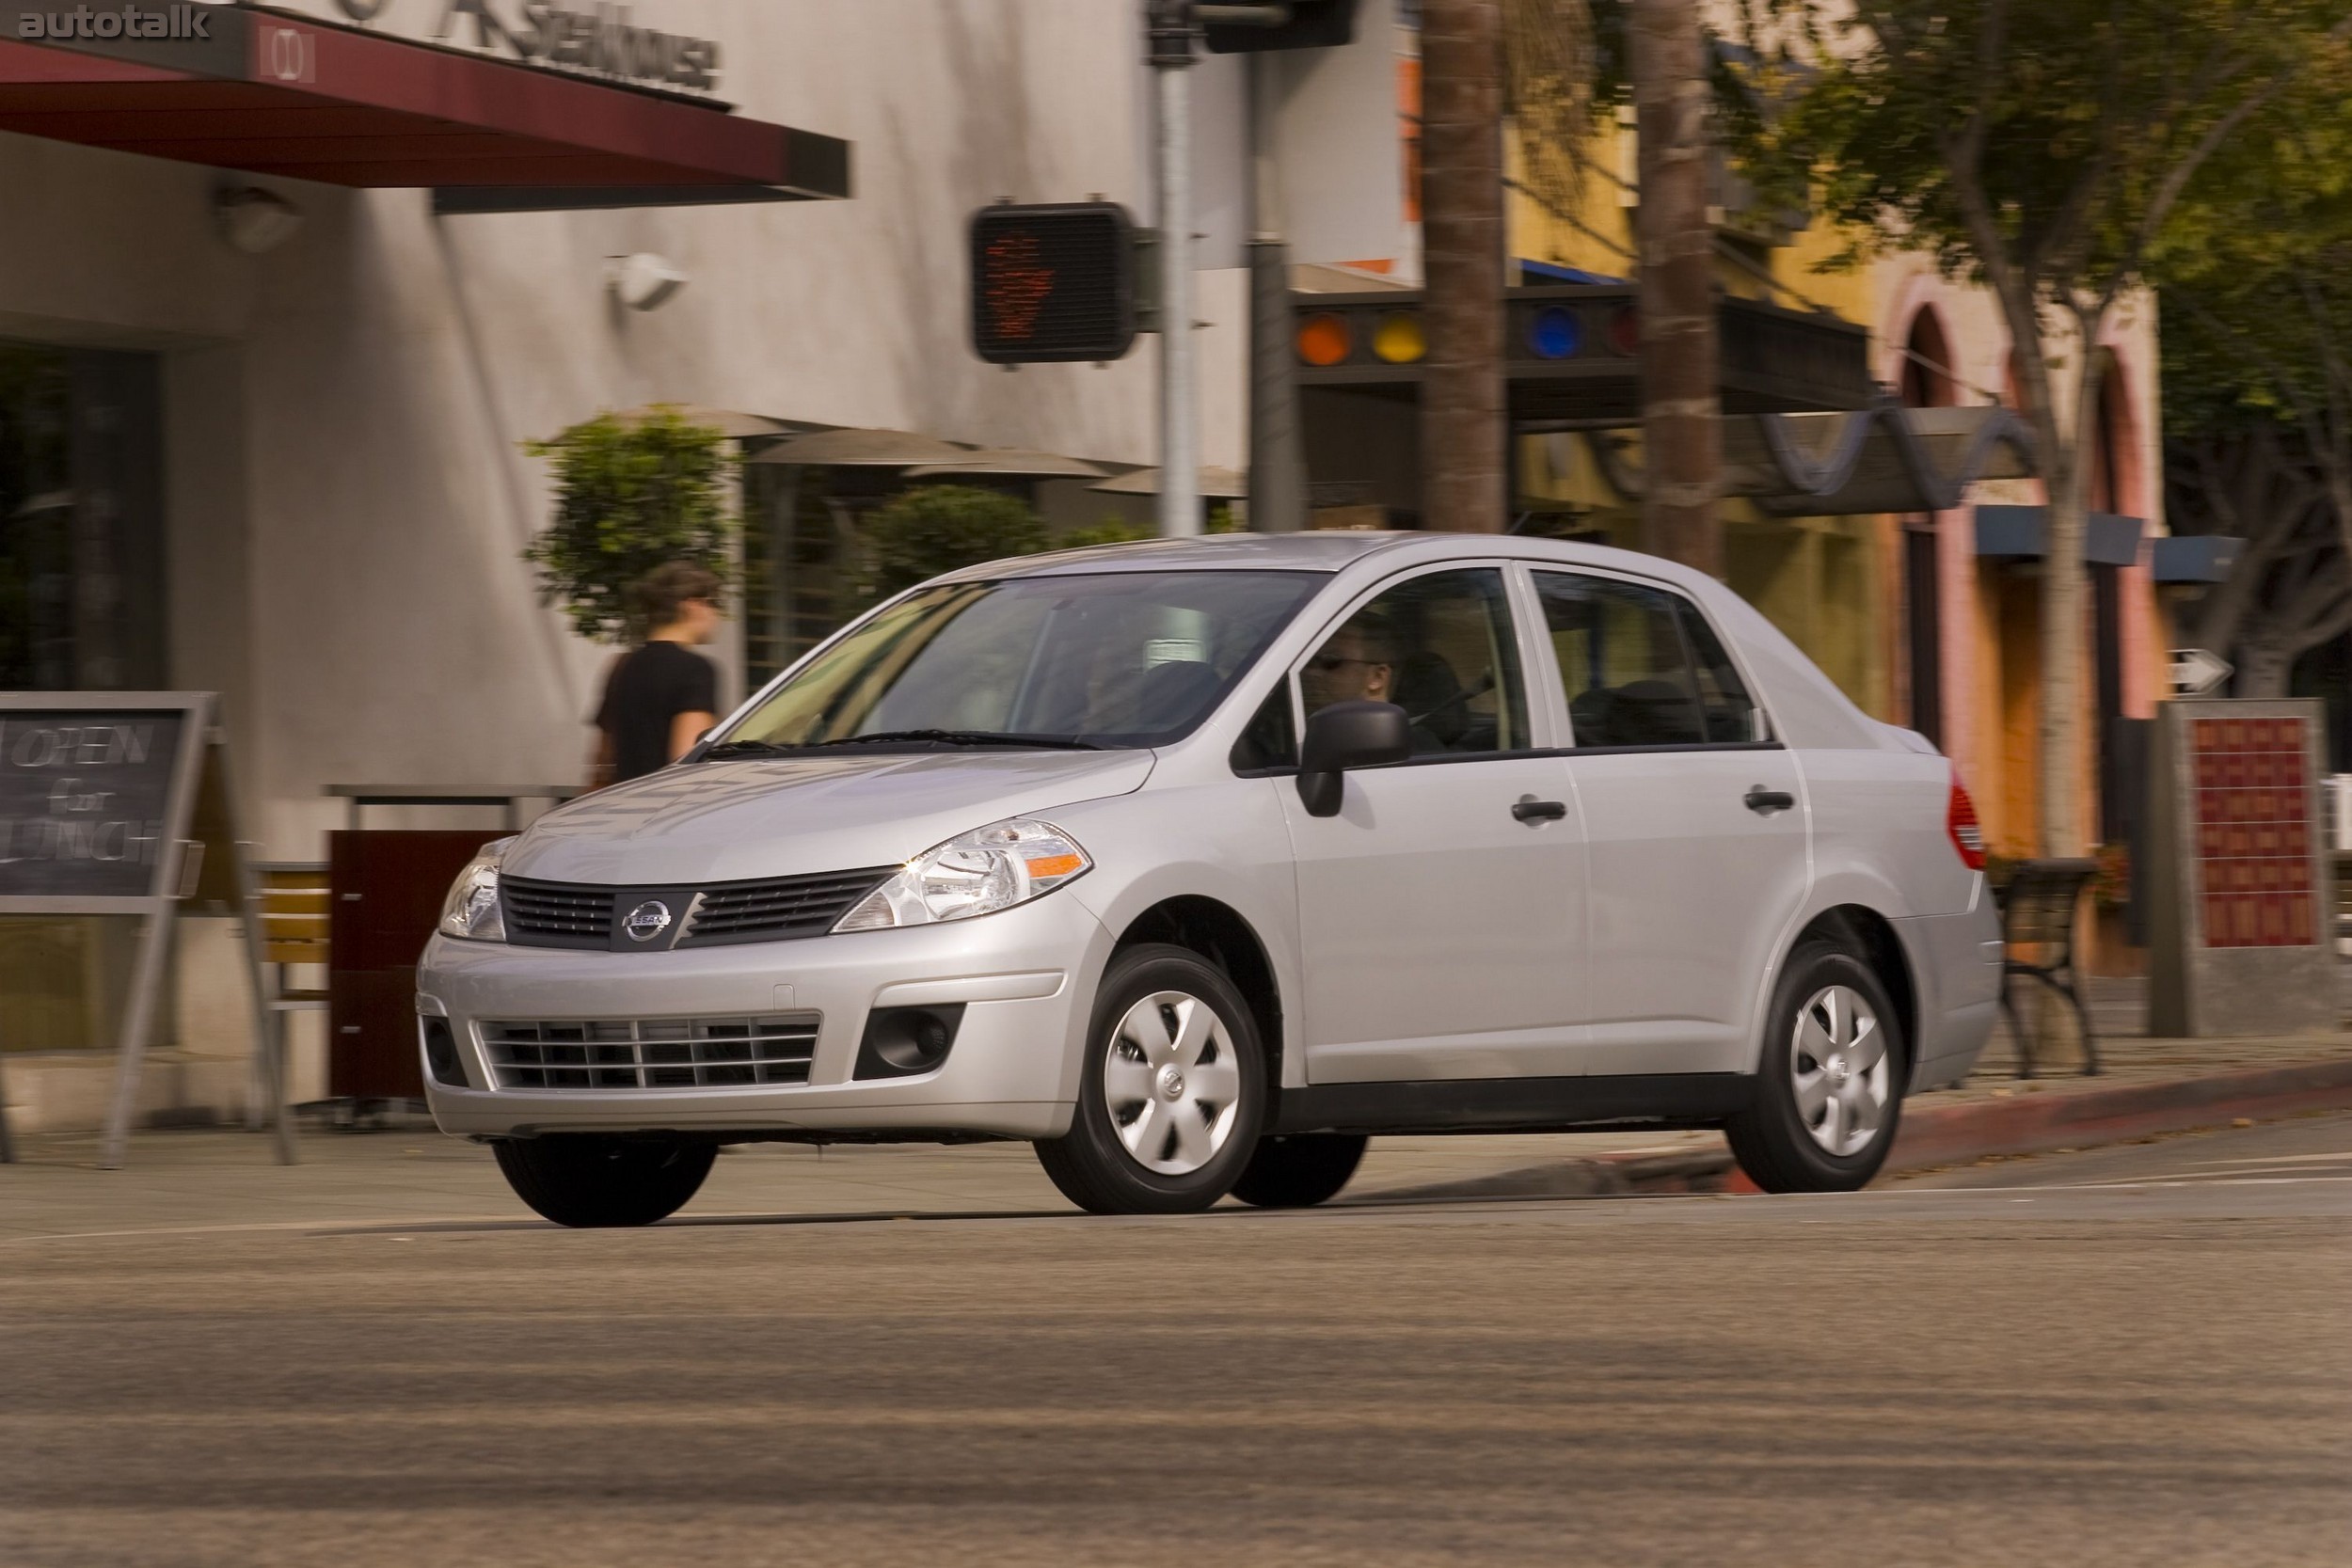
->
[[630, 561, 723, 631]]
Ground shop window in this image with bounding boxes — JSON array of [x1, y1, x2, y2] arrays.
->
[[0, 341, 165, 690]]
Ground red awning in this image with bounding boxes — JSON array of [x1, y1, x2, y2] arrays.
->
[[0, 7, 849, 209]]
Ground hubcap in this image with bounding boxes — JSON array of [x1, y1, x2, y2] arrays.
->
[[1102, 990, 1242, 1176], [1790, 984, 1889, 1158]]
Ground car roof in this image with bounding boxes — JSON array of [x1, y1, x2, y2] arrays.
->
[[935, 530, 1715, 586]]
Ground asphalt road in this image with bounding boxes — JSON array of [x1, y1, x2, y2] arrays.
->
[[4, 1117, 2347, 1568]]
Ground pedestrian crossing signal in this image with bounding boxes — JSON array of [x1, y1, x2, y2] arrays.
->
[[968, 202, 1138, 365]]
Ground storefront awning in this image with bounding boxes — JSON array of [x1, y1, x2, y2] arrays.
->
[[1724, 403, 2037, 515], [0, 6, 850, 209], [2153, 535, 2242, 584], [1588, 402, 2038, 516], [1976, 506, 2146, 567]]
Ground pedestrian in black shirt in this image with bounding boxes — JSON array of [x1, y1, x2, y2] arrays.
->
[[589, 562, 723, 788]]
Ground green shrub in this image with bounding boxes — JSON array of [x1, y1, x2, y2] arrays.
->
[[864, 485, 1050, 598], [522, 406, 737, 645]]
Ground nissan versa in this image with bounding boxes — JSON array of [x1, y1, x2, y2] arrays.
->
[[418, 532, 2002, 1224]]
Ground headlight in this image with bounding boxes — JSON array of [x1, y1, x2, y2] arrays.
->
[[834, 817, 1089, 932], [438, 838, 515, 942]]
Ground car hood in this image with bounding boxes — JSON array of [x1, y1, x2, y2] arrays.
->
[[501, 750, 1156, 885]]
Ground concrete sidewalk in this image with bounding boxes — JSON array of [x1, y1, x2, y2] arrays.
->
[[3, 971, 2346, 1236]]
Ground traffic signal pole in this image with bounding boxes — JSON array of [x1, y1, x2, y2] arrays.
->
[[1148, 1, 1202, 538]]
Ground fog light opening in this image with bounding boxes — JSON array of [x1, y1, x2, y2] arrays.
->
[[421, 1017, 468, 1087], [855, 1006, 966, 1080]]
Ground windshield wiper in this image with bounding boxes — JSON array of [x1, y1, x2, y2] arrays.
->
[[698, 739, 804, 760], [702, 729, 1109, 757], [824, 729, 1108, 751]]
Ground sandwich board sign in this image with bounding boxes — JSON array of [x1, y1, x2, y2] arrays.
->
[[0, 692, 292, 1167]]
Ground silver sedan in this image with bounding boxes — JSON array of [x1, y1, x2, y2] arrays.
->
[[420, 532, 2000, 1222]]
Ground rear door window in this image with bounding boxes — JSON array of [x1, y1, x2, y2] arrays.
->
[[1532, 572, 1764, 748]]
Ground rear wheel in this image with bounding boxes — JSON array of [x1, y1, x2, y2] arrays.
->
[[493, 1134, 715, 1227], [1231, 1133, 1368, 1209], [1725, 941, 1905, 1195], [1034, 943, 1266, 1214]]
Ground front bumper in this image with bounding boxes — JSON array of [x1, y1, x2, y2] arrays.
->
[[417, 890, 1117, 1140]]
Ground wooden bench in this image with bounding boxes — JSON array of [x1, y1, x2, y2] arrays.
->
[[2335, 851, 2352, 951], [1993, 858, 2100, 1079]]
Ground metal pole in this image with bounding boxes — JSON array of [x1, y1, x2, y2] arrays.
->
[[0, 1030, 17, 1164], [99, 898, 176, 1170], [1150, 1, 1201, 537], [1246, 48, 1309, 532]]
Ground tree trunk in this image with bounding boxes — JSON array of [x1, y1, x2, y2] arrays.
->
[[1629, 0, 1720, 574], [1420, 0, 1506, 532], [2236, 641, 2296, 699], [2039, 438, 2090, 860]]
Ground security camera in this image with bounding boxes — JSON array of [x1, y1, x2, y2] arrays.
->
[[215, 186, 304, 255], [608, 253, 689, 311]]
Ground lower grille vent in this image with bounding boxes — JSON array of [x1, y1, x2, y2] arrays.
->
[[482, 1016, 819, 1091]]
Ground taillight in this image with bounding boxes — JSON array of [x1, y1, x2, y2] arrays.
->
[[1947, 772, 1986, 871]]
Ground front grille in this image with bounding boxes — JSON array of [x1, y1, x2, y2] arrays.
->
[[501, 879, 617, 948], [481, 1016, 820, 1091], [682, 867, 895, 946]]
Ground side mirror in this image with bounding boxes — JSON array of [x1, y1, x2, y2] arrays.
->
[[1296, 701, 1411, 817]]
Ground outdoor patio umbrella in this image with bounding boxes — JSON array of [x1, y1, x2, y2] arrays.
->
[[1089, 465, 1248, 499], [902, 449, 1110, 480], [746, 427, 977, 467]]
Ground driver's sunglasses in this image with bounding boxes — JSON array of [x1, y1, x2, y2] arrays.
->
[[1307, 654, 1379, 673]]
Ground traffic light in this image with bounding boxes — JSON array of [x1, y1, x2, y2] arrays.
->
[[968, 202, 1138, 365], [1200, 0, 1357, 54]]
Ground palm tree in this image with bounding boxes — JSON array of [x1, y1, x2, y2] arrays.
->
[[1422, 0, 1601, 533]]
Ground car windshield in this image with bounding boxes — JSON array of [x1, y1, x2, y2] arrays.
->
[[715, 569, 1323, 751]]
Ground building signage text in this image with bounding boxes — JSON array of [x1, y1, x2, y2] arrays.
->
[[335, 1, 722, 93]]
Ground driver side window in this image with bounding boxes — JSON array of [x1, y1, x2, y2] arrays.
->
[[1299, 568, 1531, 758]]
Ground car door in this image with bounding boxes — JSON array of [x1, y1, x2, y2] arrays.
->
[[1529, 569, 1811, 1075], [1276, 564, 1589, 1084]]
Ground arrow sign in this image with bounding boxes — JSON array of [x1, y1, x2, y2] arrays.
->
[[2170, 647, 2233, 697]]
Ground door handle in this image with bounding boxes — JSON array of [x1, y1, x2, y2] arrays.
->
[[1744, 786, 1796, 816], [1512, 798, 1568, 824]]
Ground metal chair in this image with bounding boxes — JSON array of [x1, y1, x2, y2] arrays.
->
[[1993, 858, 2100, 1079]]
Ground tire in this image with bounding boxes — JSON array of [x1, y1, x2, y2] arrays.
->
[[493, 1134, 715, 1227], [1725, 941, 1907, 1195], [1231, 1133, 1368, 1210], [1034, 943, 1268, 1215]]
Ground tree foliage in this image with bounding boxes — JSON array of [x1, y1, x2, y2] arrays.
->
[[1722, 0, 2351, 853], [2158, 57, 2352, 695], [522, 407, 738, 645]]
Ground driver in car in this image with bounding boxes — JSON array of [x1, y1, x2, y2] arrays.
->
[[1300, 616, 1399, 714]]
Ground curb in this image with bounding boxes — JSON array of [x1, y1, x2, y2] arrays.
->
[[1356, 1053, 2352, 1204]]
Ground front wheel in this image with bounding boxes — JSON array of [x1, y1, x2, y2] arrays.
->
[[1034, 943, 1267, 1214], [1724, 942, 1906, 1194], [493, 1134, 715, 1227], [1231, 1133, 1367, 1209]]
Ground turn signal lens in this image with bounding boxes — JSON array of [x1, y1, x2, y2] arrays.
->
[[1947, 774, 1987, 871], [1296, 312, 1352, 367]]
